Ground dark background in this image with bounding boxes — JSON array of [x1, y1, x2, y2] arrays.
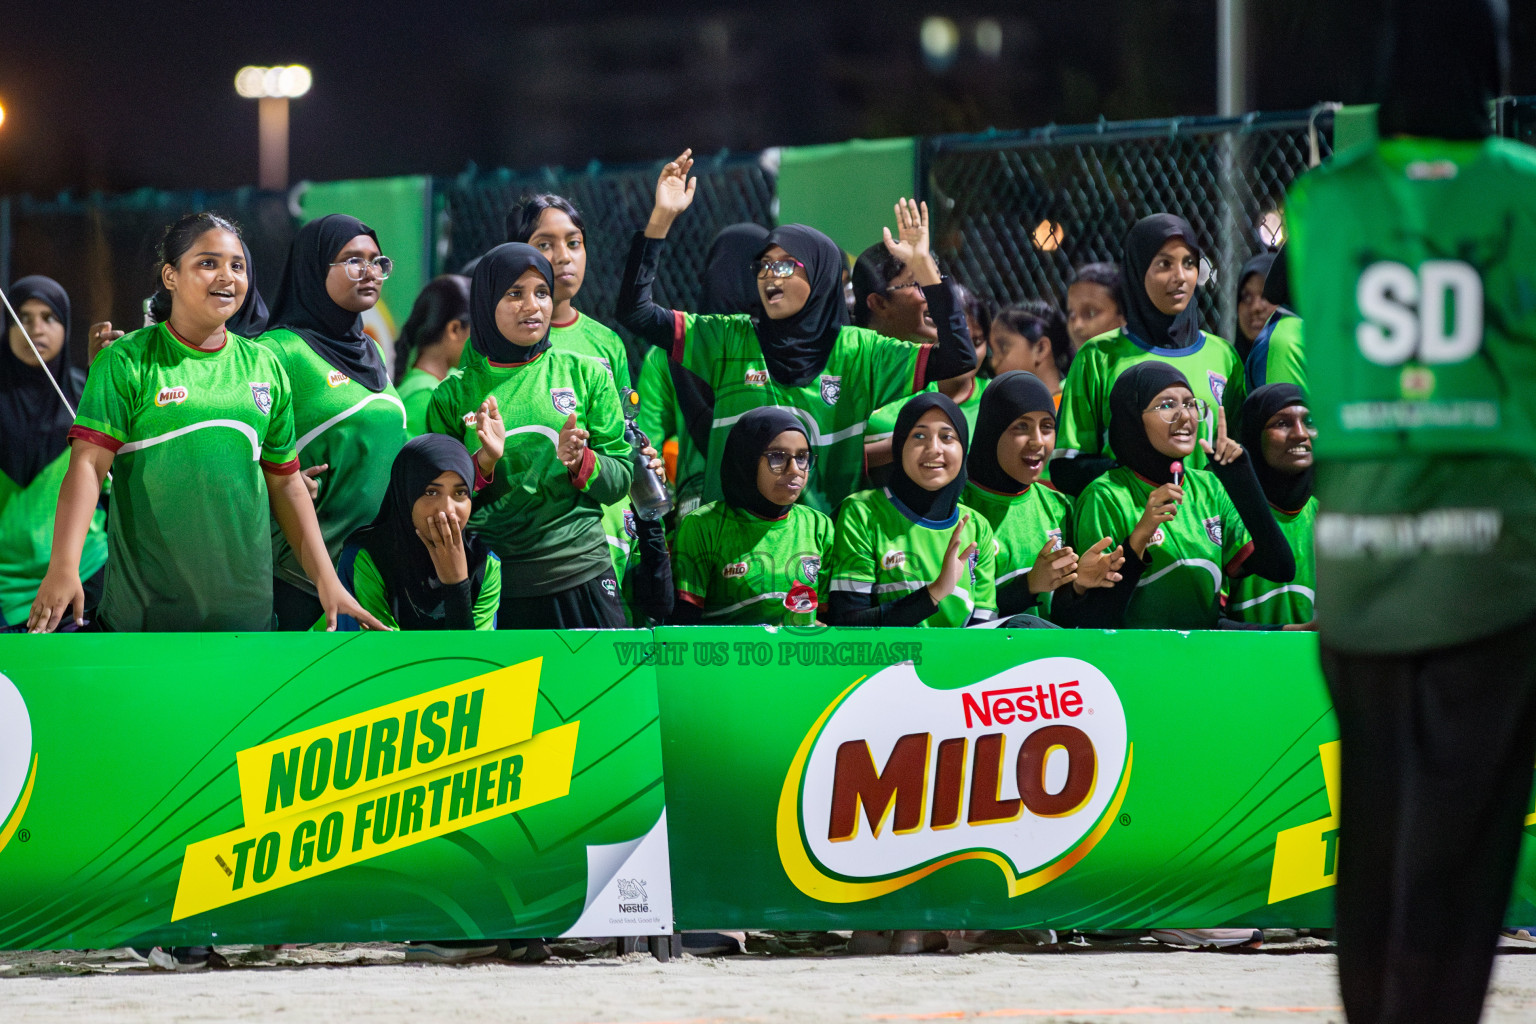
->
[[2, 1, 1532, 196]]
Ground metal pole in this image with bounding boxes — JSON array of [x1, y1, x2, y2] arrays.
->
[[258, 97, 289, 191], [1217, 0, 1246, 117], [1215, 0, 1247, 343]]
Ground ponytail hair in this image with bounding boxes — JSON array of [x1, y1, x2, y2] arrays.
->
[[393, 275, 471, 384], [505, 193, 585, 244], [148, 212, 242, 323], [995, 300, 1073, 379]]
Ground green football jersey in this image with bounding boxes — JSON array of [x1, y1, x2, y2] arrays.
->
[[637, 346, 708, 518], [323, 545, 501, 631], [425, 348, 632, 598], [549, 311, 632, 393], [961, 480, 1072, 618], [827, 488, 997, 627], [69, 323, 298, 631], [864, 377, 987, 445], [671, 314, 925, 514], [1054, 328, 1243, 474], [599, 499, 640, 626], [255, 329, 408, 594], [673, 501, 834, 625], [0, 453, 108, 625], [1288, 135, 1536, 651], [1072, 465, 1251, 630], [1227, 498, 1317, 626], [1247, 316, 1307, 393], [397, 366, 441, 437]]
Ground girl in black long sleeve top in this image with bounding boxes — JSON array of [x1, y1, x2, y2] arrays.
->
[[614, 149, 976, 515]]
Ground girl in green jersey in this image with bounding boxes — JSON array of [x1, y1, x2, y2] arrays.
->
[[426, 243, 657, 629], [672, 407, 833, 625], [0, 276, 107, 627], [1227, 383, 1317, 628], [260, 215, 409, 630], [618, 150, 977, 515], [1053, 215, 1243, 496], [827, 393, 997, 627], [393, 275, 470, 436], [1066, 361, 1294, 630], [963, 371, 1124, 620], [331, 434, 504, 631], [506, 194, 631, 392], [29, 212, 384, 633]]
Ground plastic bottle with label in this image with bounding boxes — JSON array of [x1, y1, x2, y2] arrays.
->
[[621, 388, 674, 521]]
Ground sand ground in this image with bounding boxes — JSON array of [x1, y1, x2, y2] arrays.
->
[[5, 936, 1536, 1024]]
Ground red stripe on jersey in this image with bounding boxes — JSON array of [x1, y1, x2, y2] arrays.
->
[[670, 310, 687, 362], [676, 589, 705, 608], [261, 458, 301, 475], [68, 426, 123, 453], [474, 464, 495, 492], [568, 447, 597, 490], [913, 344, 932, 391], [1225, 540, 1255, 578]]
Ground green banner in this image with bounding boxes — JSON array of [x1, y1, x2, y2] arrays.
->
[[0, 632, 669, 949], [654, 626, 1536, 931], [776, 138, 917, 257]]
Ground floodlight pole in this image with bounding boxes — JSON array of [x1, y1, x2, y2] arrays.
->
[[1217, 0, 1246, 117], [258, 97, 290, 191], [1216, 0, 1247, 342]]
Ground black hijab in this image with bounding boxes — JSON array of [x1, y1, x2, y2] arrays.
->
[[470, 243, 555, 366], [1237, 254, 1275, 306], [351, 434, 490, 630], [1240, 383, 1314, 513], [1, 276, 85, 487], [701, 223, 770, 316], [968, 371, 1059, 495], [1262, 245, 1292, 312], [1121, 214, 1203, 352], [1376, 0, 1505, 141], [721, 407, 808, 521], [753, 224, 849, 387], [887, 392, 969, 527], [1107, 360, 1192, 487], [270, 215, 388, 391], [225, 240, 269, 339]]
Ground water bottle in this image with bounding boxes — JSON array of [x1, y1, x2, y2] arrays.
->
[[621, 388, 674, 521]]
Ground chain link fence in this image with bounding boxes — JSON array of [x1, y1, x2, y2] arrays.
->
[[11, 101, 1536, 378], [921, 107, 1338, 343], [437, 150, 778, 326]]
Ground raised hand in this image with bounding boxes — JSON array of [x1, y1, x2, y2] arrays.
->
[[1200, 405, 1244, 465], [474, 396, 506, 478], [646, 149, 697, 237], [557, 412, 590, 472], [1074, 536, 1126, 592], [881, 198, 931, 265], [927, 514, 978, 604], [302, 463, 329, 502], [1026, 536, 1079, 594], [417, 509, 470, 585]]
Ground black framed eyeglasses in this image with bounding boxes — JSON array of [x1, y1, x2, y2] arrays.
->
[[750, 257, 805, 280], [762, 449, 814, 473]]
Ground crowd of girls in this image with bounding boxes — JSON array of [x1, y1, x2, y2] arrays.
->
[[5, 148, 1314, 635]]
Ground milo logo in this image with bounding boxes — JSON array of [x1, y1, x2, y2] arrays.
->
[[155, 386, 189, 407], [326, 370, 351, 388], [0, 673, 36, 858], [778, 658, 1131, 902]]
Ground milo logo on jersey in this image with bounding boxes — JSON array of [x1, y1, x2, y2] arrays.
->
[[0, 673, 37, 861], [326, 370, 351, 388], [171, 658, 578, 920], [777, 658, 1131, 902], [155, 386, 189, 407]]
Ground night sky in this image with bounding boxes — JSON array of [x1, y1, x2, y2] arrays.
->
[[3, 1, 1530, 196]]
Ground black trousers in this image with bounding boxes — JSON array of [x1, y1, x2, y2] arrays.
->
[[273, 577, 323, 632], [1322, 613, 1536, 1024], [496, 569, 624, 630]]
